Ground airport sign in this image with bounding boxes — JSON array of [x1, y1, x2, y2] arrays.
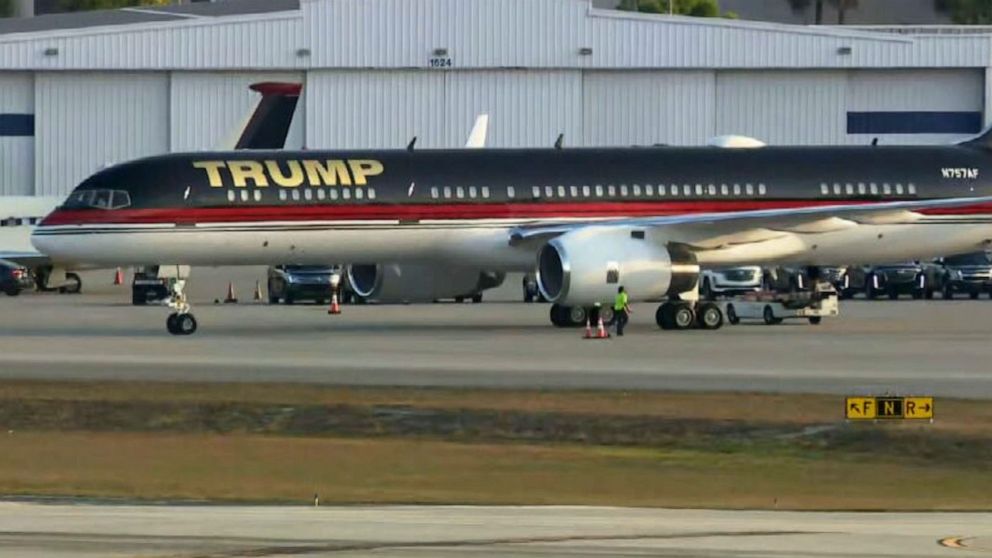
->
[[845, 396, 934, 420]]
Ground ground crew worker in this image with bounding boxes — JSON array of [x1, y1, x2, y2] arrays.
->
[[613, 285, 632, 336]]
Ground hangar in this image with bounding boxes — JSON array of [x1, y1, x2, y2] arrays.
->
[[1, 0, 991, 198]]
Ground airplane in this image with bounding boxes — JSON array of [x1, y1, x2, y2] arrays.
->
[[31, 109, 992, 334], [1, 81, 303, 293]]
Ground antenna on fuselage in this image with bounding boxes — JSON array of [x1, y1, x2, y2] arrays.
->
[[554, 133, 564, 150], [871, 137, 878, 146], [407, 136, 417, 151]]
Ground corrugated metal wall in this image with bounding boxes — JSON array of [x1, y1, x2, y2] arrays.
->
[[583, 71, 714, 146], [34, 72, 168, 196], [170, 71, 306, 152], [715, 71, 847, 145], [0, 72, 33, 196]]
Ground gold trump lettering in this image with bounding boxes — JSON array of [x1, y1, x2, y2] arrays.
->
[[194, 159, 385, 188]]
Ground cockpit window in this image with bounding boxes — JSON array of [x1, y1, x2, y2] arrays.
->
[[63, 189, 132, 210]]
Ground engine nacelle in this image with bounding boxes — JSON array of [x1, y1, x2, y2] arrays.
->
[[536, 228, 698, 305], [346, 263, 505, 303]]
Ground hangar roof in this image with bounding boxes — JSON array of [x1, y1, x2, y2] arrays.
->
[[0, 0, 988, 71]]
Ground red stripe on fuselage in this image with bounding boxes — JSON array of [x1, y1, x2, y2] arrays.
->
[[38, 200, 992, 226]]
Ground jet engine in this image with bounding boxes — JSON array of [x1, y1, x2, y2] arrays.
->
[[536, 228, 698, 305], [346, 263, 505, 303]]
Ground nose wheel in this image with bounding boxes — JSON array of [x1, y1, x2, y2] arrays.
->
[[163, 276, 198, 336], [166, 312, 197, 335]]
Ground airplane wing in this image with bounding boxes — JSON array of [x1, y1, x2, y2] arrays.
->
[[510, 195, 992, 262], [0, 251, 50, 267], [218, 82, 303, 150], [464, 114, 489, 148]]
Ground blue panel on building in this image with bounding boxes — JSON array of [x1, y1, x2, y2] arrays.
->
[[0, 114, 34, 136], [847, 111, 982, 134]]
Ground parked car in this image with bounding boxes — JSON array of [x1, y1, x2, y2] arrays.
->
[[132, 266, 170, 305], [931, 252, 992, 299], [0, 258, 34, 296], [760, 267, 810, 294], [861, 262, 931, 300], [700, 266, 762, 299], [267, 265, 346, 304]]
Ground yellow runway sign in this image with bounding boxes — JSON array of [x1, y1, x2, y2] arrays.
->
[[845, 396, 933, 420]]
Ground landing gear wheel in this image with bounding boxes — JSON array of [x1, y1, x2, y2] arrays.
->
[[166, 313, 179, 334], [672, 303, 695, 330], [726, 304, 740, 325], [168, 313, 197, 335], [763, 305, 782, 325], [808, 316, 822, 325], [58, 272, 82, 294], [701, 278, 714, 301], [656, 303, 675, 330], [550, 304, 564, 327], [696, 302, 723, 330], [567, 305, 587, 327]]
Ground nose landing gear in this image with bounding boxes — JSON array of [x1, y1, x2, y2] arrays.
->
[[164, 277, 197, 336]]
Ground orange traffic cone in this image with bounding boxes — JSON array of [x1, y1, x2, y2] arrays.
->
[[113, 267, 124, 286], [327, 290, 341, 315], [253, 280, 263, 302], [223, 282, 238, 304], [583, 318, 593, 339], [596, 316, 610, 339]]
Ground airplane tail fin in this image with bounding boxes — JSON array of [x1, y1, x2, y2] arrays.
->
[[225, 82, 303, 150]]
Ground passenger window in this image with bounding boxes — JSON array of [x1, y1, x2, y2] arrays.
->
[[670, 185, 678, 197], [431, 186, 439, 199], [355, 188, 364, 200], [695, 184, 703, 196], [582, 185, 590, 197], [304, 189, 313, 201], [733, 184, 741, 196], [595, 185, 603, 197], [291, 190, 300, 201], [620, 185, 628, 196], [908, 183, 916, 195], [707, 184, 716, 196], [507, 186, 515, 198], [481, 186, 489, 199], [456, 187, 465, 199], [745, 184, 754, 195], [683, 184, 691, 196], [883, 183, 891, 195], [239, 190, 248, 202], [721, 184, 729, 196], [608, 185, 616, 196], [870, 183, 879, 195], [330, 189, 339, 200], [254, 190, 262, 202], [833, 183, 841, 195], [820, 183, 829, 195], [558, 185, 566, 197], [758, 184, 766, 195], [895, 183, 904, 195], [633, 184, 641, 196], [857, 183, 866, 195], [532, 186, 540, 198], [570, 185, 578, 197], [342, 188, 351, 200], [845, 183, 853, 195], [469, 186, 477, 198], [545, 186, 554, 198], [645, 185, 654, 196], [444, 186, 452, 198], [658, 184, 666, 196], [368, 188, 376, 200], [317, 189, 326, 201], [227, 190, 236, 202]]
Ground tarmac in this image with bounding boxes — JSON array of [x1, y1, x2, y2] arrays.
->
[[1, 502, 989, 557], [2, 267, 992, 397]]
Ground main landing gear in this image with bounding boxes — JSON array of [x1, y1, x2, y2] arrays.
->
[[164, 277, 197, 336], [655, 300, 724, 331]]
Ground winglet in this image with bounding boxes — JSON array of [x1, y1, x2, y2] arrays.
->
[[465, 114, 489, 148]]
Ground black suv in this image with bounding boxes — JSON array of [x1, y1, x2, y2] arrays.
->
[[0, 259, 34, 296], [932, 252, 992, 300], [267, 265, 342, 304], [862, 262, 931, 300]]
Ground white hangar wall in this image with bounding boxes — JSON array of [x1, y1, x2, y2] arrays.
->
[[0, 72, 33, 196]]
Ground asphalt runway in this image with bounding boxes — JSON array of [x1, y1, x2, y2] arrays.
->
[[1, 502, 988, 557], [2, 267, 992, 397]]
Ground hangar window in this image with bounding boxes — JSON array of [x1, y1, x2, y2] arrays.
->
[[620, 185, 628, 196], [707, 184, 716, 196], [317, 189, 326, 201], [368, 188, 376, 200], [721, 184, 729, 196], [595, 185, 603, 197], [342, 188, 351, 200], [330, 189, 339, 200], [532, 186, 541, 198], [645, 184, 654, 195], [254, 190, 263, 202], [304, 189, 313, 201], [430, 186, 439, 199], [608, 185, 616, 196], [883, 183, 892, 195], [558, 185, 566, 197], [820, 183, 829, 195], [444, 186, 452, 199], [481, 186, 489, 199], [745, 183, 754, 196], [227, 190, 236, 203], [456, 187, 465, 199], [582, 185, 590, 197], [857, 182, 866, 195], [895, 183, 904, 195], [833, 183, 841, 195], [908, 183, 916, 195], [870, 182, 878, 195], [633, 184, 642, 196], [468, 186, 477, 198], [507, 186, 515, 198], [355, 188, 364, 200]]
